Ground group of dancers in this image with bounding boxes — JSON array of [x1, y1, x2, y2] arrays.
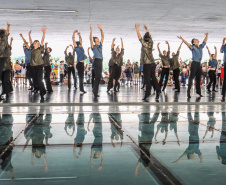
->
[[1, 22, 226, 101]]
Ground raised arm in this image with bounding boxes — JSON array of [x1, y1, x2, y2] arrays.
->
[[72, 30, 78, 47], [177, 36, 191, 48], [111, 38, 116, 49], [78, 32, 82, 46], [135, 23, 141, 40], [97, 24, 104, 44], [204, 33, 208, 43], [6, 22, 10, 35], [65, 46, 69, 53], [157, 43, 162, 55], [166, 41, 170, 52], [206, 46, 212, 60], [10, 37, 13, 47], [178, 41, 183, 52], [90, 25, 94, 48], [121, 38, 124, 49], [19, 33, 29, 48], [88, 47, 92, 60], [41, 27, 46, 46], [214, 46, 217, 59], [28, 30, 32, 45], [45, 42, 48, 50]]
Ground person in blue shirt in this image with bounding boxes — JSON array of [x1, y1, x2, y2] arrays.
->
[[221, 38, 226, 100], [206, 46, 218, 92], [89, 24, 104, 98], [178, 33, 208, 99], [72, 30, 86, 93]]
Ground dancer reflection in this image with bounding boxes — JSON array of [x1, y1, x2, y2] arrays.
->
[[0, 111, 15, 180], [203, 112, 216, 140], [88, 110, 104, 170], [216, 106, 226, 164], [23, 113, 52, 171], [173, 105, 203, 163], [135, 106, 159, 176], [73, 106, 87, 158], [169, 111, 180, 145], [65, 114, 75, 136], [155, 112, 169, 145]]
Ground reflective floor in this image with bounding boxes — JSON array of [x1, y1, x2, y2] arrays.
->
[[0, 85, 226, 184]]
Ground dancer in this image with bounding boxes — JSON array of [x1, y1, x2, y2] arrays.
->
[[177, 33, 208, 98], [170, 41, 183, 92], [135, 23, 160, 101], [220, 38, 226, 100], [64, 45, 77, 90], [157, 41, 171, 92], [1, 37, 13, 99], [43, 42, 53, 93], [29, 27, 47, 101], [107, 38, 124, 92], [72, 30, 86, 93], [0, 22, 10, 101], [90, 24, 104, 98], [206, 46, 218, 92], [19, 32, 33, 90]]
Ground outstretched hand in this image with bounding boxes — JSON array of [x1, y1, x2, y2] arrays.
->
[[177, 36, 183, 40], [113, 38, 116, 42], [41, 27, 46, 33], [90, 25, 92, 31], [135, 23, 139, 29], [97, 24, 102, 30], [143, 24, 148, 30], [28, 30, 32, 35]]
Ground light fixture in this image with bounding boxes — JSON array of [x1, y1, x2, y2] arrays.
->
[[0, 8, 77, 13]]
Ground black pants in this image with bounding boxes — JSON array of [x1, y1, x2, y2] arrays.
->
[[173, 68, 180, 91], [44, 66, 52, 91], [68, 67, 77, 89], [159, 68, 169, 89], [76, 62, 85, 91], [107, 64, 121, 91], [33, 65, 45, 97], [30, 66, 38, 91], [222, 64, 226, 96], [92, 69, 95, 88], [188, 61, 202, 95], [1, 70, 11, 95], [207, 70, 216, 91], [143, 63, 160, 97], [93, 58, 103, 96], [0, 58, 6, 81]]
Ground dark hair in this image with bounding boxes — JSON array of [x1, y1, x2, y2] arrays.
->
[[76, 41, 80, 46], [191, 38, 195, 45], [33, 40, 39, 43], [93, 37, 97, 42], [143, 32, 150, 42], [48, 47, 52, 53], [0, 29, 5, 37]]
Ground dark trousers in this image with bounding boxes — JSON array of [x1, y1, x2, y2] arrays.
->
[[0, 58, 6, 81], [143, 63, 160, 97], [93, 58, 103, 96], [31, 66, 38, 91], [60, 74, 64, 83], [33, 65, 45, 97], [173, 68, 180, 91], [44, 66, 52, 91], [222, 64, 226, 96], [107, 64, 121, 91], [188, 61, 202, 95], [159, 68, 170, 89], [207, 70, 216, 90], [76, 62, 85, 91], [92, 69, 95, 88], [68, 67, 77, 89], [1, 70, 11, 95]]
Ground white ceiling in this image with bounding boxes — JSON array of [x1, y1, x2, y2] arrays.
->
[[1, 0, 226, 62]]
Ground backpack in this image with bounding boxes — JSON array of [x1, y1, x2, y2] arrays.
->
[[0, 29, 9, 57]]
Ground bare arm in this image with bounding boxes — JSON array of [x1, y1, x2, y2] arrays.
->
[[178, 41, 183, 52], [41, 27, 46, 46], [172, 152, 186, 163], [111, 38, 116, 49], [97, 24, 104, 44], [157, 43, 162, 55], [10, 37, 13, 47], [45, 42, 48, 50], [6, 22, 10, 35], [166, 41, 170, 52], [90, 25, 94, 48], [72, 30, 78, 47], [177, 36, 191, 48], [88, 47, 92, 59], [65, 46, 69, 53], [214, 46, 217, 59], [78, 32, 82, 46], [28, 30, 32, 45], [206, 46, 212, 60], [135, 23, 141, 40], [204, 33, 208, 43], [121, 38, 124, 49]]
